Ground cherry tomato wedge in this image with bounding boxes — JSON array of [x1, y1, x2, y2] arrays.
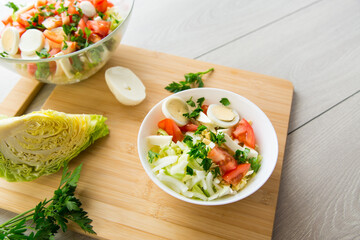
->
[[208, 146, 237, 174], [201, 104, 209, 115], [232, 118, 256, 148], [223, 163, 251, 185], [44, 29, 64, 44], [93, 0, 108, 13], [179, 123, 198, 132], [86, 20, 110, 37], [158, 118, 184, 143]]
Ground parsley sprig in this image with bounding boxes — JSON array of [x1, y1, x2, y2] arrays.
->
[[0, 163, 96, 239], [165, 68, 214, 93], [5, 2, 18, 14], [183, 97, 205, 119]]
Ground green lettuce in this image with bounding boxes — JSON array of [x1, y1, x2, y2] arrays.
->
[[0, 110, 109, 182]]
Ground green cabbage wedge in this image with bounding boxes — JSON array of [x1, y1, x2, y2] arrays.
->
[[0, 110, 109, 182]]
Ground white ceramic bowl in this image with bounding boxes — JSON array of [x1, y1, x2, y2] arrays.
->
[[137, 88, 278, 205]]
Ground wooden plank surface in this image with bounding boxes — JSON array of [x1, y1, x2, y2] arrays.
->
[[0, 78, 43, 117], [0, 45, 293, 240], [123, 0, 318, 58], [199, 0, 360, 132], [273, 92, 360, 240]]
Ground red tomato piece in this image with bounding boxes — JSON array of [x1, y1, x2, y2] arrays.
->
[[49, 48, 61, 56], [44, 29, 64, 44], [222, 163, 251, 185], [27, 63, 37, 76], [36, 0, 47, 8], [17, 9, 36, 28], [107, 1, 114, 7], [89, 33, 102, 43], [201, 104, 209, 115], [208, 146, 237, 174], [49, 61, 57, 73], [12, 22, 26, 36], [232, 119, 256, 148], [2, 16, 13, 26], [61, 41, 77, 54], [158, 118, 184, 143], [179, 123, 198, 132], [68, 1, 79, 15], [86, 20, 110, 36], [93, 0, 108, 13], [77, 18, 86, 36]]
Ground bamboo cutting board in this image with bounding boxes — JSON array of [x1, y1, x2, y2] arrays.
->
[[0, 45, 293, 240]]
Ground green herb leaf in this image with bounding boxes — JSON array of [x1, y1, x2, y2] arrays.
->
[[183, 97, 206, 119], [195, 125, 207, 135], [248, 155, 262, 173], [5, 2, 19, 13], [186, 97, 196, 107], [186, 166, 194, 176], [200, 158, 212, 171], [211, 167, 221, 178], [57, 3, 68, 14], [165, 68, 214, 93], [183, 135, 193, 148], [0, 51, 8, 57], [148, 150, 159, 163], [210, 131, 226, 145], [220, 98, 230, 106], [36, 49, 51, 59]]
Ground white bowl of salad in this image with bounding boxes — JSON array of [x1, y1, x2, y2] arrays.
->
[[138, 88, 278, 205], [0, 0, 133, 84]]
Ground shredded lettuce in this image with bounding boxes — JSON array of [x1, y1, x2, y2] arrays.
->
[[0, 110, 109, 182]]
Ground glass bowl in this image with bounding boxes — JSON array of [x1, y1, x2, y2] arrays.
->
[[0, 0, 134, 84]]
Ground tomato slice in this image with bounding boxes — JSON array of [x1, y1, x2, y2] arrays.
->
[[89, 33, 102, 43], [2, 16, 13, 26], [223, 163, 251, 185], [44, 28, 65, 44], [17, 9, 36, 28], [201, 104, 209, 115], [68, 1, 79, 15], [27, 63, 37, 76], [86, 20, 110, 36], [232, 118, 256, 148], [158, 119, 184, 143], [93, 0, 108, 13], [208, 146, 237, 174], [49, 48, 61, 56], [179, 123, 198, 132]]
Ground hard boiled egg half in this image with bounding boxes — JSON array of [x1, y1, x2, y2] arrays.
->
[[162, 96, 189, 126], [207, 104, 239, 128]]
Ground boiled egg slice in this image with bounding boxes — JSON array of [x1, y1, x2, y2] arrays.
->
[[105, 66, 146, 106], [147, 135, 173, 146], [162, 96, 189, 126], [79, 1, 97, 17], [1, 27, 20, 55], [21, 51, 40, 60], [207, 104, 239, 128], [19, 29, 45, 56]]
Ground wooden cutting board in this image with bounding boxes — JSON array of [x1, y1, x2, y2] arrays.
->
[[0, 45, 293, 240]]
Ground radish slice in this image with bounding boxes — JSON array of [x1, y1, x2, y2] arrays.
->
[[1, 27, 20, 55], [105, 66, 146, 106], [19, 29, 45, 56]]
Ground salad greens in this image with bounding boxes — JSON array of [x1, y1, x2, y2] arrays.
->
[[220, 98, 230, 106], [0, 163, 96, 239], [0, 110, 109, 182], [165, 68, 214, 93]]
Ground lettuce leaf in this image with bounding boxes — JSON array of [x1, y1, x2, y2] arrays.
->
[[0, 110, 109, 182]]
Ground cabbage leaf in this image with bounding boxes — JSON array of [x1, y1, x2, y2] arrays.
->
[[0, 110, 109, 182]]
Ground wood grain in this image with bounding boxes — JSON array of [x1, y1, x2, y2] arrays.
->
[[0, 45, 293, 240], [0, 78, 43, 117], [123, 0, 318, 58], [198, 0, 360, 132], [273, 92, 360, 240]]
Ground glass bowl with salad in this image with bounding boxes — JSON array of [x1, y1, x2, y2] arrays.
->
[[138, 88, 278, 205], [0, 0, 134, 84]]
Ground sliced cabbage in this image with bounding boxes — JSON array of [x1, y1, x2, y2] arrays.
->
[[0, 110, 109, 182]]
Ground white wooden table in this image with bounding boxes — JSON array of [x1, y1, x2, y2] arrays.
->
[[1, 0, 359, 239]]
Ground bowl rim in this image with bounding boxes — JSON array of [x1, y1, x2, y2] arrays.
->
[[137, 87, 279, 206], [0, 0, 135, 63]]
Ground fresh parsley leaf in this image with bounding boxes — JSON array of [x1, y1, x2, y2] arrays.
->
[[84, 27, 91, 39], [165, 68, 214, 93], [148, 150, 159, 163], [188, 142, 209, 160], [248, 155, 261, 173], [234, 148, 251, 164], [195, 125, 207, 135], [186, 166, 194, 176], [211, 167, 221, 178], [5, 2, 19, 13], [0, 163, 96, 239], [63, 24, 77, 36], [186, 97, 196, 107], [196, 97, 205, 106], [200, 158, 212, 171], [210, 131, 226, 145], [97, 10, 105, 19], [62, 40, 69, 50], [0, 51, 8, 57], [220, 98, 230, 106], [36, 49, 51, 58], [26, 13, 45, 30], [183, 135, 193, 147], [183, 97, 206, 119], [57, 3, 68, 14]]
